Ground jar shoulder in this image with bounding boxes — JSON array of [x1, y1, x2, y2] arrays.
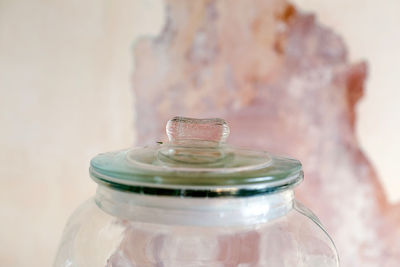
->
[[254, 200, 339, 266], [54, 197, 126, 267], [54, 198, 338, 267]]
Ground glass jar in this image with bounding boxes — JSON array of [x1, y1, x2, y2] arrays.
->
[[54, 117, 339, 266]]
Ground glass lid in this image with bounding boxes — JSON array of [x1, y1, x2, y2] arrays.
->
[[90, 117, 303, 197]]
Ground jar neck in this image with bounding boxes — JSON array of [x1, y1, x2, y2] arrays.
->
[[95, 186, 295, 226]]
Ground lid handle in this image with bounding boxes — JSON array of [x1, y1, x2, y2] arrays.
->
[[166, 116, 230, 144]]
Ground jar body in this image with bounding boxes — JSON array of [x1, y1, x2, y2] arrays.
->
[[54, 186, 339, 266]]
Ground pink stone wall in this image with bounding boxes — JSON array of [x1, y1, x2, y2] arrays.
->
[[133, 0, 400, 266]]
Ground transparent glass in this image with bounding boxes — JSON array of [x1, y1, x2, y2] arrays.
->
[[54, 185, 339, 266]]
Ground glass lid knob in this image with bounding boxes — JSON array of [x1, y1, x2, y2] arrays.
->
[[166, 116, 230, 144]]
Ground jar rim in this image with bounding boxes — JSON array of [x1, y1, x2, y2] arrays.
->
[[90, 164, 303, 197]]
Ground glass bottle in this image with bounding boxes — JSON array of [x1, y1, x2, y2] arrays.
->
[[54, 117, 339, 266]]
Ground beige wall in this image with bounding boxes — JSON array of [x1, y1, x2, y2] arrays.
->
[[0, 0, 163, 266], [0, 0, 398, 266]]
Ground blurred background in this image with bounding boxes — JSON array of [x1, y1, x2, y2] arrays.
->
[[0, 0, 399, 266]]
